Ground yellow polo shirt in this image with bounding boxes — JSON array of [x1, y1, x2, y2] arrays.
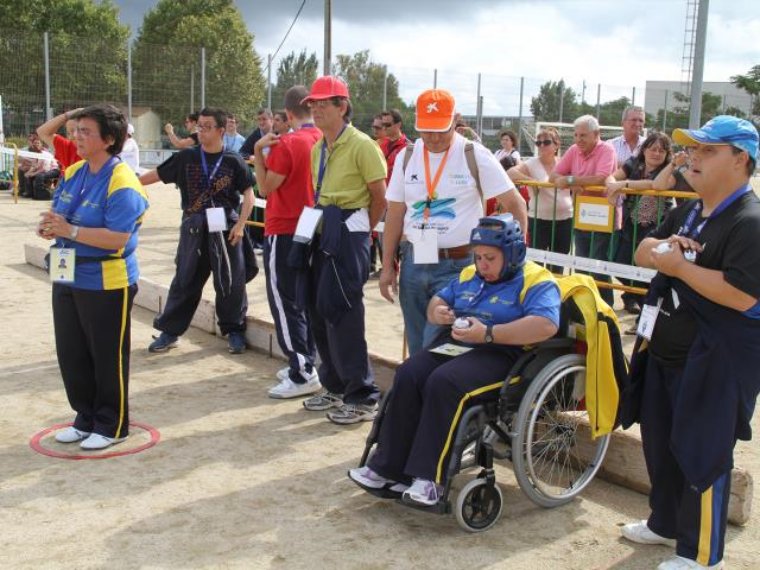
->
[[311, 124, 387, 209]]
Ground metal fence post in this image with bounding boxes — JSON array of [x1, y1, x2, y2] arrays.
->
[[476, 73, 482, 134], [382, 70, 388, 110], [267, 54, 272, 110], [44, 32, 52, 120], [517, 76, 524, 150], [632, 86, 636, 107], [558, 81, 565, 123], [201, 47, 206, 109], [663, 89, 669, 130], [433, 69, 437, 89], [596, 83, 601, 120], [127, 39, 132, 123]]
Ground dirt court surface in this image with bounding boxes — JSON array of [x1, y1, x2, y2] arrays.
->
[[2, 181, 760, 570]]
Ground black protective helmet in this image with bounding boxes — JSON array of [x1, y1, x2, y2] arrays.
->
[[469, 214, 526, 280]]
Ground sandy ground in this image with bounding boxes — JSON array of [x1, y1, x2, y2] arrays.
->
[[2, 181, 760, 569]]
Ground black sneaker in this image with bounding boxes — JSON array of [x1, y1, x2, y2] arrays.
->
[[228, 332, 246, 354], [148, 332, 179, 353]]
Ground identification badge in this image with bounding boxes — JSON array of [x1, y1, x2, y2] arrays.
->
[[636, 298, 662, 340], [294, 206, 323, 243], [50, 248, 76, 283], [412, 228, 439, 264], [429, 343, 473, 357], [206, 207, 227, 233]]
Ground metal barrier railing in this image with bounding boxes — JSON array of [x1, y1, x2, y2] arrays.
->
[[0, 144, 20, 204]]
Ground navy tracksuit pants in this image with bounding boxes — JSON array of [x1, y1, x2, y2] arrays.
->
[[641, 356, 731, 566], [308, 230, 378, 405], [263, 234, 316, 382], [53, 283, 136, 439], [156, 220, 247, 337], [369, 344, 520, 484]]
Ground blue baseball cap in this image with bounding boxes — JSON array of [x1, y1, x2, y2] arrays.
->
[[673, 115, 758, 166]]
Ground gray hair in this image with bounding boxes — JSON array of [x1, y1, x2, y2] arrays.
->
[[574, 114, 599, 132], [622, 105, 644, 122]]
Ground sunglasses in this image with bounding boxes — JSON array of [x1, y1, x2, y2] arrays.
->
[[382, 122, 393, 128], [372, 125, 383, 130], [535, 139, 554, 147]]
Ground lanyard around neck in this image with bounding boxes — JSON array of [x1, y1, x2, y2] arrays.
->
[[199, 148, 224, 205], [315, 125, 347, 203], [678, 184, 751, 240], [64, 156, 118, 219], [422, 146, 450, 222]]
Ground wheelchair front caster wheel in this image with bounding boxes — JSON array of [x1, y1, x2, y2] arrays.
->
[[454, 478, 503, 532]]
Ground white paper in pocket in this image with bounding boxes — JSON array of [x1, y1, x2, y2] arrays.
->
[[206, 207, 227, 233], [294, 206, 323, 243]]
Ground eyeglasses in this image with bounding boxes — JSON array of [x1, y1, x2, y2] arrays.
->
[[372, 125, 383, 130], [308, 99, 340, 109], [382, 122, 393, 128], [197, 124, 221, 132], [535, 139, 554, 147]]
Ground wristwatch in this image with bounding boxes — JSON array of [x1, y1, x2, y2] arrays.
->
[[69, 225, 80, 241], [484, 324, 494, 344], [567, 175, 575, 186]]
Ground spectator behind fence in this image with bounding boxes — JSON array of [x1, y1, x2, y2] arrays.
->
[[379, 109, 409, 182], [299, 75, 387, 425], [272, 110, 290, 136], [223, 114, 246, 153], [494, 129, 521, 163], [37, 104, 148, 451], [119, 123, 140, 173], [549, 114, 617, 306], [239, 108, 273, 159], [252, 85, 322, 400], [139, 107, 255, 356], [350, 215, 559, 506], [620, 116, 760, 570], [652, 150, 694, 195], [18, 133, 56, 199], [606, 132, 674, 318], [507, 127, 572, 273], [380, 88, 527, 356], [609, 106, 646, 167], [164, 113, 199, 149], [37, 108, 83, 174]]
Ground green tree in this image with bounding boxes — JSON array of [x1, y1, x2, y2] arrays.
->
[[333, 50, 409, 133], [530, 80, 579, 123], [0, 0, 129, 132], [131, 0, 264, 129], [655, 91, 726, 132], [270, 50, 319, 110], [731, 65, 760, 115]]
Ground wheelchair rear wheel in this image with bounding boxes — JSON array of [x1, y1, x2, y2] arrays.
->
[[512, 353, 610, 508], [454, 478, 503, 532]]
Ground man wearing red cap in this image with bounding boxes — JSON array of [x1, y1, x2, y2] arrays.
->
[[298, 75, 387, 425], [380, 88, 527, 355]]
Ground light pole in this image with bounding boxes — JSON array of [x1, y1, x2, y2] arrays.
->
[[323, 0, 332, 75]]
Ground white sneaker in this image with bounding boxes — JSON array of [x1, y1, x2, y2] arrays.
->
[[348, 466, 395, 489], [657, 556, 723, 570], [402, 478, 442, 506], [621, 520, 676, 547], [268, 373, 322, 399], [276, 366, 290, 382], [80, 433, 128, 450], [54, 426, 91, 443]]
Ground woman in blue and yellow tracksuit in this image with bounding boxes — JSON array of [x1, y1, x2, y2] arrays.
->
[[349, 215, 561, 505], [37, 104, 148, 451]]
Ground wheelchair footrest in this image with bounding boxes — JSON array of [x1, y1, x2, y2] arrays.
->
[[396, 497, 451, 515]]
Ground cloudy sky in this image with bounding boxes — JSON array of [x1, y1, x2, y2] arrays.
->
[[115, 0, 759, 115]]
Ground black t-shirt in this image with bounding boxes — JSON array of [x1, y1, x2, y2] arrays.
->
[[649, 190, 760, 365], [189, 132, 199, 146], [239, 128, 264, 159], [157, 147, 253, 214]]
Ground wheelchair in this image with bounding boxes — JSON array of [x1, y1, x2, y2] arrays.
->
[[357, 304, 617, 533]]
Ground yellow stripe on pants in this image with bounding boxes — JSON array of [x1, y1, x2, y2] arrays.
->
[[435, 381, 504, 483], [114, 287, 129, 438]]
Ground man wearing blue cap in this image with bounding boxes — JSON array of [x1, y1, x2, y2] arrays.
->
[[620, 116, 760, 570]]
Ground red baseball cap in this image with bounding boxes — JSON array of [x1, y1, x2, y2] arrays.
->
[[415, 89, 455, 132], [301, 75, 350, 103]]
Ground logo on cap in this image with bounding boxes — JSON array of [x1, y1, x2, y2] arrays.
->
[[426, 102, 439, 114]]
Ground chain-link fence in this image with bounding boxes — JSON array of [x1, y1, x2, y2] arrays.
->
[[2, 31, 754, 155]]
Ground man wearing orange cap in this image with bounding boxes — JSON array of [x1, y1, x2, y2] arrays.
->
[[379, 88, 527, 355], [298, 75, 388, 425]]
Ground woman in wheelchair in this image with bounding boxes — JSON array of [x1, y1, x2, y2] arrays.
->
[[349, 215, 561, 507]]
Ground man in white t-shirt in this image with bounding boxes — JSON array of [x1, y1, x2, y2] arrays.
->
[[119, 123, 140, 172], [380, 88, 527, 355]]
